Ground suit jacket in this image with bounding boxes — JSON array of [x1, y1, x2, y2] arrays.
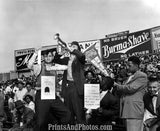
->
[[16, 107, 35, 128], [99, 91, 119, 118], [117, 70, 148, 119], [90, 91, 119, 124], [55, 49, 86, 97], [143, 92, 160, 117]]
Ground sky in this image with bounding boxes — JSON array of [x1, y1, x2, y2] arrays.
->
[[0, 0, 160, 73]]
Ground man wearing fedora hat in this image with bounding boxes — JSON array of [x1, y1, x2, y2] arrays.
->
[[10, 100, 34, 131]]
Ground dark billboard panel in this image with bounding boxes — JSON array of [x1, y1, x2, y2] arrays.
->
[[15, 48, 35, 72], [101, 29, 152, 61]]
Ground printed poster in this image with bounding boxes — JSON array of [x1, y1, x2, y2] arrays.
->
[[41, 76, 55, 100]]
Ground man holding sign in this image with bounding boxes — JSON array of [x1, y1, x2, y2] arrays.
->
[[28, 48, 71, 131], [86, 77, 119, 125]]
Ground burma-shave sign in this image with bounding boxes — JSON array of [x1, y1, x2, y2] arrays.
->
[[101, 29, 152, 61]]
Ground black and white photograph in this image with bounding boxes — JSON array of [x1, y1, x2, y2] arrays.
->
[[0, 0, 160, 131]]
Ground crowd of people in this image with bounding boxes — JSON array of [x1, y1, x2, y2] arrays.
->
[[0, 41, 160, 131]]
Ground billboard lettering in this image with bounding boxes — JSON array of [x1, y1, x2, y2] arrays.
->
[[101, 29, 152, 61]]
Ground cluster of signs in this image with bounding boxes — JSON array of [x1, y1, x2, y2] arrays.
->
[[79, 26, 160, 62], [14, 26, 160, 72], [15, 45, 57, 72], [14, 26, 160, 105]]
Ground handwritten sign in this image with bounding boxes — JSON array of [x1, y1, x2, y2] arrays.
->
[[41, 76, 55, 100], [84, 84, 100, 109]]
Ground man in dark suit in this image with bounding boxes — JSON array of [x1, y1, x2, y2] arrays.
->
[[55, 41, 86, 124], [86, 76, 119, 125], [143, 76, 160, 131], [114, 56, 148, 131]]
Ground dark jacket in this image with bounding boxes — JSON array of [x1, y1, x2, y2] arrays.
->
[[90, 91, 119, 124], [16, 107, 35, 128], [143, 92, 160, 117], [55, 49, 86, 97]]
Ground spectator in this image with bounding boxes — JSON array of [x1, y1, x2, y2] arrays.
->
[[25, 82, 36, 101], [12, 82, 19, 94], [0, 90, 5, 131], [143, 76, 160, 131], [9, 100, 35, 131], [23, 94, 35, 112], [84, 70, 99, 84], [114, 56, 148, 131], [14, 81, 27, 102], [5, 83, 12, 94], [86, 76, 119, 126]]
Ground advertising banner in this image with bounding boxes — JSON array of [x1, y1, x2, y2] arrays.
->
[[15, 45, 58, 72], [101, 29, 152, 61], [105, 30, 129, 38], [151, 26, 160, 53], [15, 48, 35, 72]]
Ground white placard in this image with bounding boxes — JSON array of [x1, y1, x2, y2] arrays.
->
[[38, 50, 41, 65], [41, 76, 55, 100], [84, 84, 100, 109]]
